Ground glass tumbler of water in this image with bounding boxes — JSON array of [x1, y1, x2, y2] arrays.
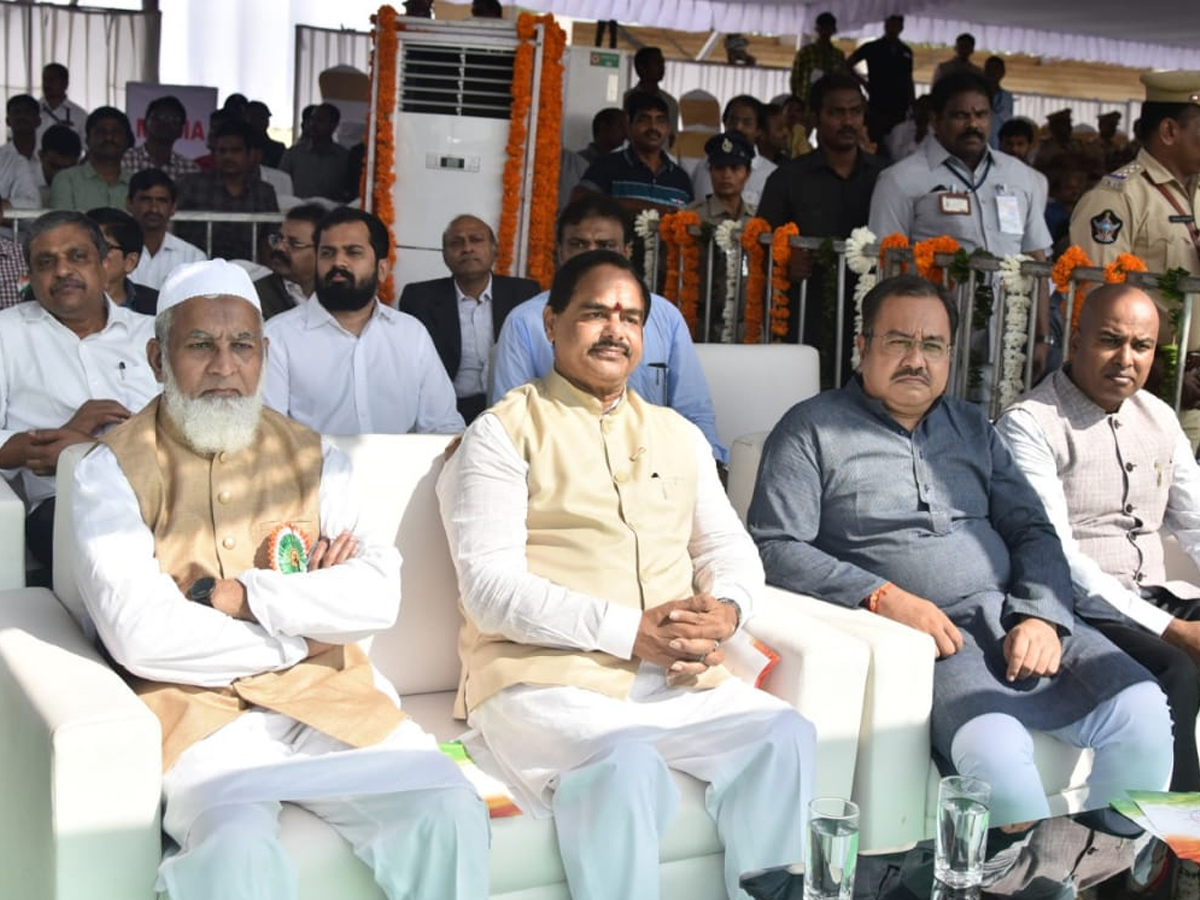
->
[[934, 775, 990, 888], [804, 797, 859, 900]]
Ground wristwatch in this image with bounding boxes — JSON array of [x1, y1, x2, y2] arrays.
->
[[186, 576, 216, 607]]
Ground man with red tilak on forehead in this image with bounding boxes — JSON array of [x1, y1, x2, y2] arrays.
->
[[439, 249, 815, 900]]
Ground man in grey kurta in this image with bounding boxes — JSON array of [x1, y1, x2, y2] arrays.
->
[[749, 273, 1172, 827]]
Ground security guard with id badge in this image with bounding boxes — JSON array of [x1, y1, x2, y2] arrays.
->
[[868, 70, 1054, 368], [1071, 71, 1200, 445]]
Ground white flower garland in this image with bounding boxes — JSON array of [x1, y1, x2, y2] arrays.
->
[[713, 220, 741, 343], [633, 209, 661, 290], [844, 226, 878, 369], [996, 253, 1034, 411]]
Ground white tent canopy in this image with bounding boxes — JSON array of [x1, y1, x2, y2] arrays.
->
[[519, 0, 1200, 70]]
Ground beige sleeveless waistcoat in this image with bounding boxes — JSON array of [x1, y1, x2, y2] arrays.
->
[[454, 371, 729, 717], [101, 397, 403, 770]]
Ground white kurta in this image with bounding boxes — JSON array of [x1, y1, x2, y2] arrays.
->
[[438, 408, 814, 900], [73, 436, 487, 899], [263, 298, 465, 435], [0, 298, 159, 508]]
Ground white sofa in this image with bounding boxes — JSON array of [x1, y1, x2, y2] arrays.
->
[[0, 476, 29, 590], [0, 433, 873, 900]]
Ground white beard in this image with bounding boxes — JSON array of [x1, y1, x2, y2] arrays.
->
[[161, 360, 264, 456]]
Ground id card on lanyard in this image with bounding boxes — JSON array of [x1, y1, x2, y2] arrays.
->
[[996, 192, 1024, 235]]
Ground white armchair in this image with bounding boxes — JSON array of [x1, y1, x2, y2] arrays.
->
[[0, 433, 872, 900]]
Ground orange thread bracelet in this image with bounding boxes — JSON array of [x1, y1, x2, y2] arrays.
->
[[865, 582, 894, 613]]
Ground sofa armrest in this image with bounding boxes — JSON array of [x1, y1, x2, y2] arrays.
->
[[760, 588, 936, 852], [0, 476, 26, 589], [726, 431, 768, 525], [0, 587, 162, 900], [746, 587, 869, 804]]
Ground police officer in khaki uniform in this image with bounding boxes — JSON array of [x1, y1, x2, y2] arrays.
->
[[1070, 71, 1200, 444]]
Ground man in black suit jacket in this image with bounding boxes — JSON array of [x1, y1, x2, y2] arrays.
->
[[399, 214, 540, 423]]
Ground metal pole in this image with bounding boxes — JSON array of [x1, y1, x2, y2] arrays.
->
[[1023, 271, 1041, 392], [206, 221, 213, 258], [958, 277, 975, 399], [703, 231, 714, 342], [989, 276, 1007, 420], [1062, 281, 1079, 360], [798, 279, 808, 349], [834, 250, 847, 387], [1175, 293, 1195, 412], [765, 240, 774, 343], [732, 242, 744, 344]]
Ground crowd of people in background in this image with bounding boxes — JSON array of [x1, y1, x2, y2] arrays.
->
[[5, 10, 1200, 900]]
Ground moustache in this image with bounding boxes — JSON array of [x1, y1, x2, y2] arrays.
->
[[323, 267, 354, 284], [589, 338, 631, 356], [960, 129, 986, 141], [50, 277, 87, 294], [269, 249, 290, 265], [891, 366, 930, 384]]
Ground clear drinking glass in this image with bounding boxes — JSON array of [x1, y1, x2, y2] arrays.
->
[[934, 775, 991, 888], [804, 797, 859, 900]]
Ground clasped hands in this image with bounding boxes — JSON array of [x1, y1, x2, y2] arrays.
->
[[875, 585, 1061, 681], [206, 530, 359, 658], [26, 400, 132, 475], [633, 592, 738, 676]]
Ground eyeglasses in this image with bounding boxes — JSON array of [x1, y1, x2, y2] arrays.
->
[[563, 238, 623, 252], [268, 233, 313, 251], [867, 333, 951, 360]]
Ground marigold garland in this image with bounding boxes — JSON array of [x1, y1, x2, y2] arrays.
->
[[912, 235, 960, 284], [1051, 245, 1093, 294], [495, 14, 565, 285], [658, 210, 702, 336], [1104, 252, 1148, 285], [524, 14, 565, 287], [366, 5, 399, 302], [879, 232, 910, 272], [770, 223, 798, 340], [740, 217, 772, 343], [496, 23, 535, 276]]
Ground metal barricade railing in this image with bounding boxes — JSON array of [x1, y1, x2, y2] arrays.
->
[[6, 208, 286, 263], [645, 223, 1200, 414]]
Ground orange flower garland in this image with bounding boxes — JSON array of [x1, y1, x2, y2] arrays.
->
[[879, 232, 910, 272], [912, 235, 960, 284], [496, 22, 535, 275], [523, 14, 565, 288], [1051, 245, 1094, 294], [366, 5, 399, 302], [770, 223, 799, 339], [659, 210, 702, 335], [1104, 252, 1148, 284], [740, 217, 772, 344], [496, 13, 565, 285]]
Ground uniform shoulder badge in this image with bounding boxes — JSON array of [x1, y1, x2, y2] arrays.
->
[[1102, 160, 1142, 189], [1090, 209, 1123, 244]]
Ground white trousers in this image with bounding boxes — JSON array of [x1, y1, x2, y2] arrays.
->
[[468, 663, 816, 900], [950, 681, 1174, 827], [158, 709, 490, 900]]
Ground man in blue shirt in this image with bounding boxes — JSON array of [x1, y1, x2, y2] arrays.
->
[[491, 194, 726, 464], [577, 92, 693, 215], [750, 273, 1171, 829]]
